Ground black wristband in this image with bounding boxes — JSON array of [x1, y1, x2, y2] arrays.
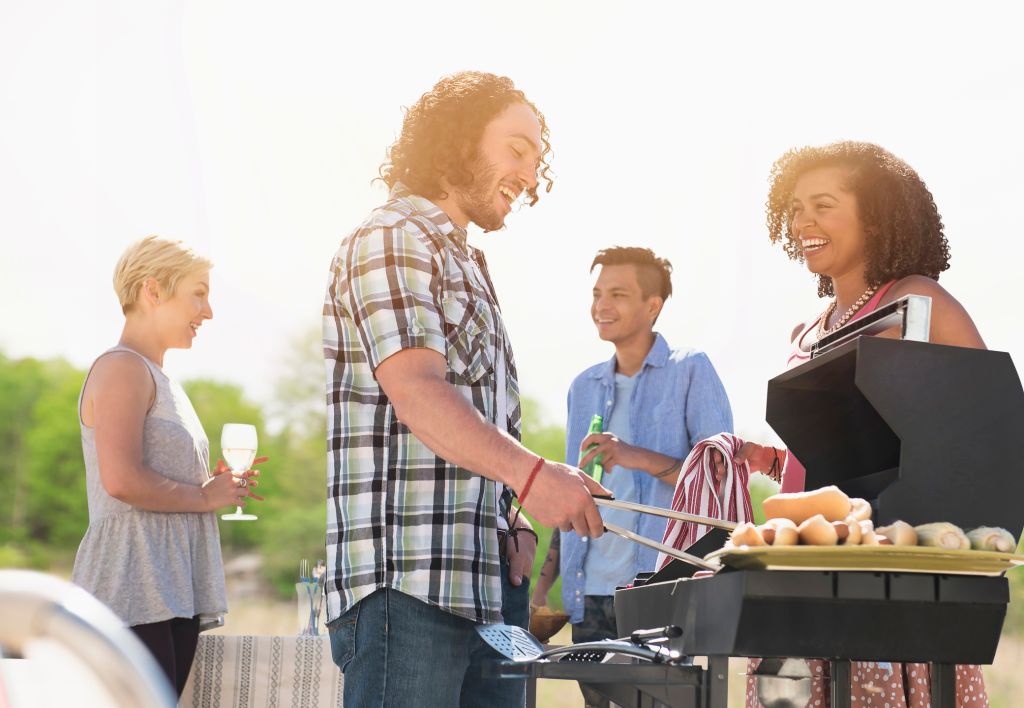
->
[[513, 527, 539, 544]]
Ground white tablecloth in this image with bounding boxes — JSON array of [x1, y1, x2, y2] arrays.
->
[[181, 635, 342, 707]]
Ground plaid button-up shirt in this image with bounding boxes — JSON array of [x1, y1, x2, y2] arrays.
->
[[322, 184, 521, 625]]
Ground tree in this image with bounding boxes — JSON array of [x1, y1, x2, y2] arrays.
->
[[23, 359, 91, 553], [519, 397, 568, 610], [0, 353, 52, 542], [253, 328, 328, 593], [182, 379, 267, 549]]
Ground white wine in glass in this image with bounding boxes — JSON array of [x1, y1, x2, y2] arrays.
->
[[221, 423, 258, 521]]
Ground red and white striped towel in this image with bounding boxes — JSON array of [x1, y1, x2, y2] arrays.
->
[[656, 433, 753, 570]]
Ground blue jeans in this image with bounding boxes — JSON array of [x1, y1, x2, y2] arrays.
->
[[329, 558, 530, 708]]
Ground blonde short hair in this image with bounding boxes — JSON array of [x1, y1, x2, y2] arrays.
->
[[113, 235, 213, 313]]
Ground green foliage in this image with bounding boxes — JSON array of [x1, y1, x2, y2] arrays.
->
[[0, 353, 52, 544], [0, 541, 51, 570], [519, 398, 567, 611], [267, 327, 325, 440], [0, 354, 88, 557], [182, 379, 266, 548], [182, 379, 265, 449], [23, 361, 91, 548], [179, 333, 338, 597], [259, 506, 328, 594], [748, 473, 781, 525], [1004, 537, 1024, 635]]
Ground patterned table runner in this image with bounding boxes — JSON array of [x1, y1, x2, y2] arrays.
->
[[180, 635, 342, 707]]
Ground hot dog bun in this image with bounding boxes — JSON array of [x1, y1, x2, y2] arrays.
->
[[761, 485, 852, 524]]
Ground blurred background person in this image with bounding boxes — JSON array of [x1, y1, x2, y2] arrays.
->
[[72, 235, 262, 695]]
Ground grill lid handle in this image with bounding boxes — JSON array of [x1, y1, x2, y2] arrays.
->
[[811, 294, 932, 358]]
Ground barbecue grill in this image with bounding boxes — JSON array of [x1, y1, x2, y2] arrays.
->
[[492, 298, 1024, 707]]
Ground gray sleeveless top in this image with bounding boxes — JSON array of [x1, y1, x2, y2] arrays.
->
[[71, 346, 227, 626]]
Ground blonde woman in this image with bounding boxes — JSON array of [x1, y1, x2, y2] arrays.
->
[[72, 236, 261, 695]]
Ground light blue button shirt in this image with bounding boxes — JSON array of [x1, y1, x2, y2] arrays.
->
[[583, 373, 639, 595], [560, 333, 733, 624]]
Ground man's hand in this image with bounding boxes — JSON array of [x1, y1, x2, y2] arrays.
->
[[578, 433, 642, 473], [519, 461, 609, 537], [578, 433, 682, 484], [507, 525, 537, 587]]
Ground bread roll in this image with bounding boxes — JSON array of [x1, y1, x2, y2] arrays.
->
[[848, 498, 872, 522], [797, 514, 839, 545], [843, 519, 862, 545], [876, 520, 918, 546], [762, 486, 852, 524], [762, 520, 799, 546], [730, 522, 766, 547]]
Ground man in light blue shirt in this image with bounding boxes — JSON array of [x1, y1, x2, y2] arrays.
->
[[532, 247, 732, 697]]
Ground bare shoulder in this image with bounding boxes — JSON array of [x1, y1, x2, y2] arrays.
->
[[86, 351, 156, 409], [883, 276, 985, 349], [883, 275, 951, 303], [91, 350, 152, 383]]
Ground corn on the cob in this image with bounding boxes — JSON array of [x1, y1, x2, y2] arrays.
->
[[913, 522, 969, 550], [966, 527, 1017, 553]]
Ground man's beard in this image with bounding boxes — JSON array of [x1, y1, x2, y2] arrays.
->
[[455, 156, 505, 232]]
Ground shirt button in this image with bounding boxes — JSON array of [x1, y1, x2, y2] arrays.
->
[[575, 590, 581, 596], [581, 538, 587, 543], [576, 572, 583, 578]]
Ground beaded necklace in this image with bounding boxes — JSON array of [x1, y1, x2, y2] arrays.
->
[[817, 286, 878, 338]]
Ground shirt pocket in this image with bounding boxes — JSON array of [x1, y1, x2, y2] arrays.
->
[[441, 293, 495, 384]]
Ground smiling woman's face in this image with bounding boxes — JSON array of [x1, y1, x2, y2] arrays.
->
[[789, 166, 868, 282], [153, 268, 212, 349]]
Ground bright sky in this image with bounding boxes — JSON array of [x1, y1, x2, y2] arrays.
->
[[2, 1, 1022, 445]]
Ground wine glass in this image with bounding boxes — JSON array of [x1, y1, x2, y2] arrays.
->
[[220, 423, 258, 521]]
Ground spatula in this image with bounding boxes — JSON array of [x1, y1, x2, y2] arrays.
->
[[475, 624, 681, 664]]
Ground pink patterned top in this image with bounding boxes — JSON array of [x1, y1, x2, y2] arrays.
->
[[780, 281, 897, 493]]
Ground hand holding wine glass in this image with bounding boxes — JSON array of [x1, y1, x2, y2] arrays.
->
[[212, 457, 266, 498], [219, 423, 261, 521]]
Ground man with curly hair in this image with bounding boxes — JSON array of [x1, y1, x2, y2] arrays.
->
[[321, 71, 608, 707]]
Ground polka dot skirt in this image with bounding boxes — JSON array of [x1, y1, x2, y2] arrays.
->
[[745, 659, 988, 707]]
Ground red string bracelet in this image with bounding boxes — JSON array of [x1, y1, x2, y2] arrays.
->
[[516, 456, 545, 506]]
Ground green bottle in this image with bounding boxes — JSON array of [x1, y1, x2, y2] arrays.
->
[[579, 414, 604, 483]]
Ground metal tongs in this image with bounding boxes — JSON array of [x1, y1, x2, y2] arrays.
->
[[593, 495, 736, 571]]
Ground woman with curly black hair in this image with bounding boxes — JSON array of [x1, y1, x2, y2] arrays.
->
[[716, 141, 988, 705], [755, 141, 985, 491]]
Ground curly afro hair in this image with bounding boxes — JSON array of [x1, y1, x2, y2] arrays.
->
[[766, 141, 950, 298], [378, 71, 553, 206]]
